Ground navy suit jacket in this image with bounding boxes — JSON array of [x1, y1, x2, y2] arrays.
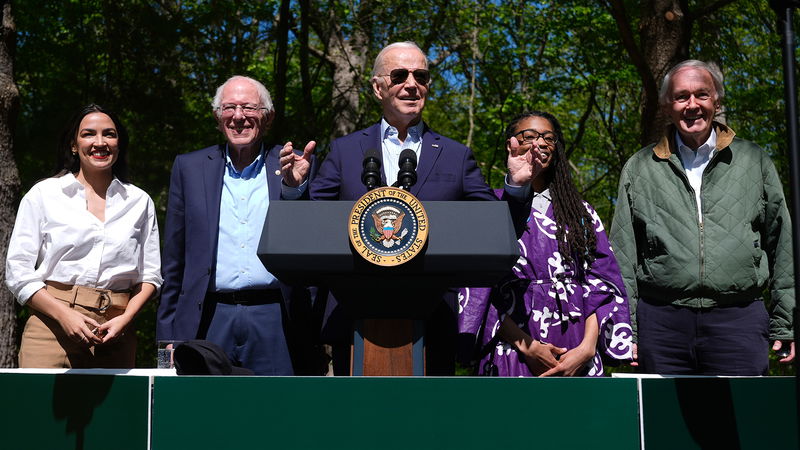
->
[[157, 143, 307, 341], [309, 123, 495, 354], [310, 122, 495, 201]]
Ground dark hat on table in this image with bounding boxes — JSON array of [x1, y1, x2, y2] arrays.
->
[[173, 340, 254, 375]]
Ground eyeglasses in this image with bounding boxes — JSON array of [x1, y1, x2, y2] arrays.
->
[[217, 104, 267, 118], [512, 129, 558, 146], [378, 68, 431, 86]]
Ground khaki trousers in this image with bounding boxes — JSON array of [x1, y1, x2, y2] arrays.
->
[[18, 283, 136, 368]]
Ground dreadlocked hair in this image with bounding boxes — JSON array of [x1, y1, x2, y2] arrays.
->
[[505, 111, 597, 270]]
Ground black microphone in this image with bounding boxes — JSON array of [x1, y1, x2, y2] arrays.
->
[[397, 149, 417, 190], [361, 148, 382, 191]]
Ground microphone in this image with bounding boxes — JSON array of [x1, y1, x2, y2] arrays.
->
[[361, 148, 382, 191], [397, 149, 417, 190]]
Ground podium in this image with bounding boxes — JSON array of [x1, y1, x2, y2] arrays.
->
[[259, 200, 518, 375]]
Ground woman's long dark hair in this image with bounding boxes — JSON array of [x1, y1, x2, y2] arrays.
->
[[505, 111, 596, 269], [55, 104, 130, 183]]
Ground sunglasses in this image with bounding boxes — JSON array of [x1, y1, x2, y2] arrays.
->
[[379, 68, 431, 86]]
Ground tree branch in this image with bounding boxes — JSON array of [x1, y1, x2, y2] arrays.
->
[[605, 0, 658, 104], [693, 0, 736, 19], [566, 81, 596, 160], [421, 0, 450, 52]]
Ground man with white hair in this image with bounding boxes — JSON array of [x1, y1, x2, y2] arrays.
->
[[157, 75, 315, 374], [610, 60, 795, 375], [311, 42, 503, 375]]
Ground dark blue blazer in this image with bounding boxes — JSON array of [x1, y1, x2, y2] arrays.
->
[[309, 123, 495, 353], [156, 143, 308, 341], [310, 123, 495, 201]]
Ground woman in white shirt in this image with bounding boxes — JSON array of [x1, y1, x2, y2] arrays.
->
[[5, 104, 162, 368]]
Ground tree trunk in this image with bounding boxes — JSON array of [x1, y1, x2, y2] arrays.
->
[[609, 0, 735, 146], [326, 27, 369, 139], [608, 0, 689, 146], [318, 1, 372, 139], [638, 0, 690, 145], [466, 15, 478, 149], [298, 0, 315, 142], [272, 0, 291, 143], [0, 0, 21, 368]]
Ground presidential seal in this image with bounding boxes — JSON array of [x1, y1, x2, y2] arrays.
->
[[348, 186, 429, 267]]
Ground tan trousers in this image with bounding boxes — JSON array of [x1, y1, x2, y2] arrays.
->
[[18, 283, 136, 368]]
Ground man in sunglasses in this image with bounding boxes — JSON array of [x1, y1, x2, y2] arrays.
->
[[311, 42, 529, 375], [311, 41, 499, 203]]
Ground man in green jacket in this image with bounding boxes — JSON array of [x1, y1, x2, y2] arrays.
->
[[610, 60, 795, 375]]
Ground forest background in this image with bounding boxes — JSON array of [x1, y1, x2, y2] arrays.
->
[[0, 0, 796, 374]]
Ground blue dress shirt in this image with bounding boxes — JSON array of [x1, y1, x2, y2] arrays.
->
[[214, 146, 279, 291], [380, 118, 424, 187]]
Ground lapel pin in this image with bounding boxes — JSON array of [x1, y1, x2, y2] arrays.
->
[[432, 144, 439, 148], [274, 170, 281, 175]]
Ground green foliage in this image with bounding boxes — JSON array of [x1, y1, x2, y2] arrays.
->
[[9, 0, 799, 370], [422, 0, 645, 225]]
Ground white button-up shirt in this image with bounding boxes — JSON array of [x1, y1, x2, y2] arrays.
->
[[381, 118, 424, 187], [531, 188, 552, 214], [5, 173, 162, 305], [676, 129, 717, 224]]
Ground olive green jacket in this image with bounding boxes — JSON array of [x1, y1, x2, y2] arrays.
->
[[610, 123, 795, 340]]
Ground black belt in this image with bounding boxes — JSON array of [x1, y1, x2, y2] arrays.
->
[[208, 289, 283, 306]]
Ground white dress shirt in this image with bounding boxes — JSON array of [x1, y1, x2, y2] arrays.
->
[[531, 188, 552, 214], [675, 129, 717, 224], [5, 173, 162, 305], [381, 118, 424, 187]]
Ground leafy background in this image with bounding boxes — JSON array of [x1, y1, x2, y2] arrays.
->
[[8, 0, 797, 374]]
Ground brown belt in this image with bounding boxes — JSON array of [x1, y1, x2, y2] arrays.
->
[[45, 281, 130, 312]]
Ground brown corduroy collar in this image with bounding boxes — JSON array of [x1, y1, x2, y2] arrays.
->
[[652, 122, 736, 159]]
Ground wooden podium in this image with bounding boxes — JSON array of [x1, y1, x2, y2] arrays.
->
[[258, 201, 518, 375]]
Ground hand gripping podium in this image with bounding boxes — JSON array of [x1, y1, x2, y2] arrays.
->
[[258, 200, 518, 376]]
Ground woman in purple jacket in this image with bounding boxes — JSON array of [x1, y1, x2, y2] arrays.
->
[[459, 111, 633, 376]]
